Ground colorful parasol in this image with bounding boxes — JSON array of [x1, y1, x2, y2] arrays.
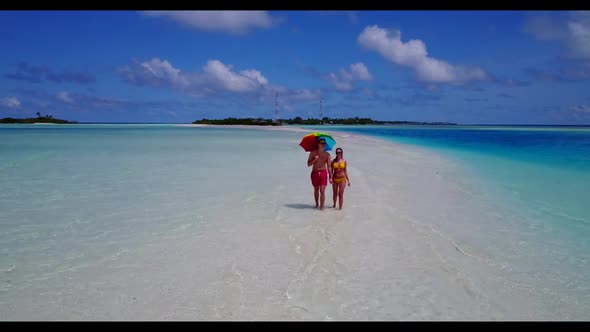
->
[[299, 132, 336, 152]]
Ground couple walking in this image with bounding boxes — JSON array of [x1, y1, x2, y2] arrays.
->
[[307, 137, 350, 210]]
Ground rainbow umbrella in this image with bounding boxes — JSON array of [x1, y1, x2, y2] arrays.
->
[[299, 132, 336, 152]]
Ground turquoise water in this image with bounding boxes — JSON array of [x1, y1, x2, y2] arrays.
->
[[0, 124, 304, 297], [317, 125, 590, 225], [312, 124, 590, 270], [304, 124, 590, 317], [1, 124, 589, 319]]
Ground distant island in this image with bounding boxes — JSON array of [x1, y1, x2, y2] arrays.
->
[[192, 117, 457, 126], [0, 112, 78, 124]]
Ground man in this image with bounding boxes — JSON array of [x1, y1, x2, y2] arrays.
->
[[307, 137, 332, 210]]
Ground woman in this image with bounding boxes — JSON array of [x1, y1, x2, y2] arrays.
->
[[331, 147, 350, 210]]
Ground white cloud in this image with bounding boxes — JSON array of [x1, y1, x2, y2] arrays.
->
[[202, 60, 268, 92], [119, 58, 322, 110], [56, 91, 74, 103], [240, 69, 269, 86], [525, 11, 590, 62], [328, 73, 353, 91], [566, 12, 590, 60], [348, 62, 373, 80], [141, 58, 190, 88], [357, 25, 488, 84], [120, 58, 269, 94], [1, 97, 21, 108], [328, 62, 373, 90], [141, 58, 187, 86], [119, 58, 190, 89], [117, 57, 330, 118], [141, 11, 275, 34]]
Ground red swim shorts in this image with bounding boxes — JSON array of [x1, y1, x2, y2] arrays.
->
[[310, 169, 328, 187]]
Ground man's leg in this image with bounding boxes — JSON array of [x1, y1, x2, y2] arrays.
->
[[319, 185, 326, 210], [314, 186, 320, 208], [311, 171, 320, 208]]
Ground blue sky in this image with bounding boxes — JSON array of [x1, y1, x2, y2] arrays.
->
[[1, 10, 589, 124]]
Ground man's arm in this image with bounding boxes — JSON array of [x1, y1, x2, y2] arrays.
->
[[307, 151, 318, 167], [329, 156, 335, 181]]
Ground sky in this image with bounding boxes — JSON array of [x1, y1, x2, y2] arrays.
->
[[1, 10, 589, 124]]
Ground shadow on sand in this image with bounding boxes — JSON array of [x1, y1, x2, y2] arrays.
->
[[284, 203, 317, 210]]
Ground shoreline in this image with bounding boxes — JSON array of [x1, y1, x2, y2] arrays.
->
[[169, 124, 590, 320]]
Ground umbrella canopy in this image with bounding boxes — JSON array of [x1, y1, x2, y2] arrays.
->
[[299, 132, 336, 152]]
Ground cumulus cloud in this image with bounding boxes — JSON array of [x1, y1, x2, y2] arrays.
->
[[202, 60, 268, 92], [5, 62, 95, 84], [119, 58, 270, 95], [56, 91, 74, 103], [328, 62, 373, 90], [525, 11, 590, 61], [566, 11, 590, 60], [118, 57, 320, 110], [141, 11, 275, 34], [0, 96, 21, 108], [357, 25, 488, 84], [119, 58, 190, 88], [349, 63, 373, 80]]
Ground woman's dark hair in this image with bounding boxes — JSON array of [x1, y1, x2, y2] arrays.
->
[[333, 148, 343, 164]]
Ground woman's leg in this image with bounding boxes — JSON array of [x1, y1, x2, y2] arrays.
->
[[338, 180, 346, 210], [332, 181, 339, 208]]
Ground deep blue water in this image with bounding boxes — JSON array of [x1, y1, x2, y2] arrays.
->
[[305, 124, 590, 242], [323, 125, 590, 173]]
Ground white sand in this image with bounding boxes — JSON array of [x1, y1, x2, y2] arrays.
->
[[1, 125, 579, 320]]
